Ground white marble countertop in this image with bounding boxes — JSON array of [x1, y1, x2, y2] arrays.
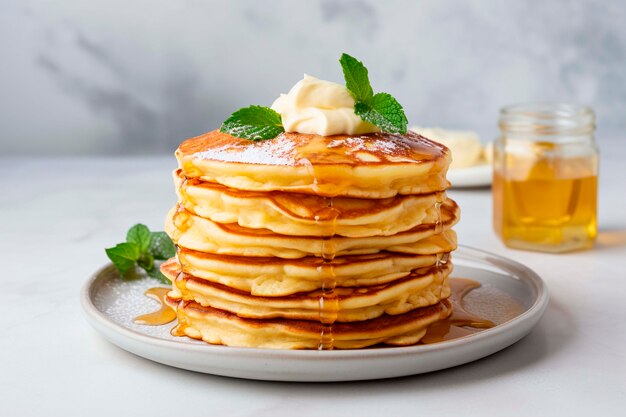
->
[[2, 140, 625, 417]]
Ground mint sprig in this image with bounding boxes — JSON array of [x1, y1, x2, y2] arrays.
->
[[340, 53, 408, 134], [220, 105, 284, 141], [220, 53, 409, 141], [105, 224, 175, 284]]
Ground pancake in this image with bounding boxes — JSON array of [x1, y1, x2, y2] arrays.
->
[[166, 200, 458, 258], [165, 295, 452, 349], [176, 130, 451, 198], [177, 248, 448, 296], [164, 123, 459, 349], [162, 259, 451, 322], [175, 169, 448, 238]]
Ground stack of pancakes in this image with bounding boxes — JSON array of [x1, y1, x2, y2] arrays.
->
[[163, 130, 459, 349]]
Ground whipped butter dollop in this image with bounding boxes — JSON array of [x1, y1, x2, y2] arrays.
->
[[271, 75, 380, 136]]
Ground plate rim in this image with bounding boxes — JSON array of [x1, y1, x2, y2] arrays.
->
[[81, 245, 549, 361]]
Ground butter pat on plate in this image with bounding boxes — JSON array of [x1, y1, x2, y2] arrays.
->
[[411, 127, 492, 187]]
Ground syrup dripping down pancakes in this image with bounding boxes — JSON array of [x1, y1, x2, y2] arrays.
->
[[163, 129, 460, 349]]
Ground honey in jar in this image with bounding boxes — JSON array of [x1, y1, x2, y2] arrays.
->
[[493, 103, 598, 253]]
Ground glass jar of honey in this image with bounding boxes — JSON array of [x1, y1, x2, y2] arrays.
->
[[493, 103, 598, 253]]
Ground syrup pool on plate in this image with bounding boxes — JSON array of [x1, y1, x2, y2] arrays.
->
[[133, 287, 176, 326]]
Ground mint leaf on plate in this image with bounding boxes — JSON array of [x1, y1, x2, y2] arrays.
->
[[220, 105, 284, 141], [137, 252, 154, 271], [149, 231, 176, 260], [339, 53, 373, 103], [355, 93, 408, 134], [105, 224, 176, 282], [146, 266, 171, 284], [105, 242, 140, 277], [126, 223, 151, 253]]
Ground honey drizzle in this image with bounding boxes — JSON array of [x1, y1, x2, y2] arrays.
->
[[171, 175, 194, 240], [170, 323, 187, 337], [317, 197, 340, 350], [421, 278, 496, 344], [297, 152, 343, 351], [133, 287, 177, 326], [433, 192, 447, 300], [433, 192, 444, 235], [169, 272, 187, 336]]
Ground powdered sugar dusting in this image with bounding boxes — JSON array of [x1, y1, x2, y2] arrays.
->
[[194, 135, 298, 166], [325, 134, 432, 163], [91, 269, 203, 343], [328, 136, 412, 153]]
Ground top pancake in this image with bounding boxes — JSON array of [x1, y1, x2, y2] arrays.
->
[[176, 130, 451, 198]]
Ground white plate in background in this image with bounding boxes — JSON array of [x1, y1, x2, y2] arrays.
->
[[448, 164, 492, 188], [81, 246, 548, 382]]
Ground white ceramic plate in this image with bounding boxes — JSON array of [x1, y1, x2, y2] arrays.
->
[[81, 246, 548, 382], [448, 164, 492, 188]]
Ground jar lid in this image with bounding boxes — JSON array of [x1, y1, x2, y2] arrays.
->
[[499, 103, 595, 138]]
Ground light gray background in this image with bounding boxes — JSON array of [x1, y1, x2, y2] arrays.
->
[[2, 0, 625, 155]]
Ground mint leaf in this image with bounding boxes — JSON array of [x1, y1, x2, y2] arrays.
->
[[126, 224, 151, 253], [105, 242, 140, 277], [106, 225, 175, 283], [149, 232, 176, 260], [146, 265, 170, 285], [220, 106, 284, 141], [137, 252, 154, 271], [339, 53, 409, 134], [339, 53, 373, 102], [355, 93, 408, 134]]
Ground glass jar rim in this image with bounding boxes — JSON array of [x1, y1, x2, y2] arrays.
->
[[499, 102, 595, 137]]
